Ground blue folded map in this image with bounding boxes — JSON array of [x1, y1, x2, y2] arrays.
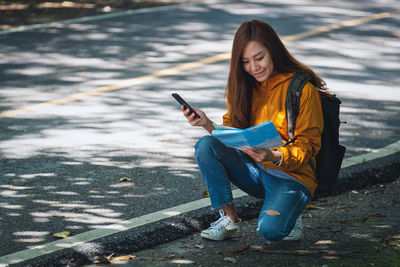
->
[[212, 121, 283, 149]]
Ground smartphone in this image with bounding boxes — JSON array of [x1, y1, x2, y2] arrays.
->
[[172, 93, 200, 119]]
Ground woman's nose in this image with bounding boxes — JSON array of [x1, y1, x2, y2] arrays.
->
[[250, 61, 259, 72]]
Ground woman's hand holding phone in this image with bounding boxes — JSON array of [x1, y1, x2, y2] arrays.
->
[[172, 93, 215, 133], [182, 105, 206, 126], [182, 106, 215, 133]]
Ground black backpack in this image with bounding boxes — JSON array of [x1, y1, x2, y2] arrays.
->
[[285, 72, 346, 194]]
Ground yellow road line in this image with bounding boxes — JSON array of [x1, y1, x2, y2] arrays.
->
[[283, 12, 391, 42], [0, 11, 392, 119], [0, 52, 231, 119]]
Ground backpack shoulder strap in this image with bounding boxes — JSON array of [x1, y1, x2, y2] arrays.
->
[[285, 72, 313, 141]]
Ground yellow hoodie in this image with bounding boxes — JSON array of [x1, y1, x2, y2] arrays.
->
[[223, 72, 323, 196]]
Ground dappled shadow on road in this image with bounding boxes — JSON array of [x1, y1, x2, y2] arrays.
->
[[0, 0, 177, 29], [287, 24, 400, 86], [0, 2, 240, 110], [6, 0, 399, 109], [0, 150, 204, 256], [0, 0, 399, 261], [284, 13, 400, 156], [338, 97, 400, 156]]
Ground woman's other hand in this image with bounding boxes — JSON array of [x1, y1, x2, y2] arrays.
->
[[241, 146, 282, 163]]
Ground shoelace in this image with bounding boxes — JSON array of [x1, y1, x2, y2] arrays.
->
[[209, 210, 232, 230]]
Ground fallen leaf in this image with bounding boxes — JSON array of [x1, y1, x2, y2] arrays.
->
[[158, 254, 175, 261], [216, 249, 223, 255], [306, 204, 326, 210], [315, 240, 334, 245], [250, 245, 266, 250], [109, 255, 136, 262], [114, 182, 134, 188], [105, 253, 115, 261], [323, 255, 340, 260], [53, 231, 71, 238], [202, 190, 209, 197], [359, 213, 386, 222], [231, 242, 250, 254], [223, 257, 238, 263]]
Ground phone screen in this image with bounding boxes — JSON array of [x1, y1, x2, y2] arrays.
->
[[172, 93, 200, 118]]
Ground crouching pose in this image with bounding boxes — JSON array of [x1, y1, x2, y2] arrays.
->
[[181, 19, 325, 241]]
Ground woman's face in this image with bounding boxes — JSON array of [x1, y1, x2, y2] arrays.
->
[[242, 40, 274, 82]]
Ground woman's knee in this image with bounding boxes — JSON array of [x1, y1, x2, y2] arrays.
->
[[194, 136, 221, 158], [257, 215, 286, 241], [258, 225, 283, 241]]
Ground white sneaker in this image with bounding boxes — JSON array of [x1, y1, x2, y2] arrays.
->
[[283, 216, 303, 241], [200, 210, 242, 241]]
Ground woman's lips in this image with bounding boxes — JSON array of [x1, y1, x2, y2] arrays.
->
[[252, 71, 264, 77]]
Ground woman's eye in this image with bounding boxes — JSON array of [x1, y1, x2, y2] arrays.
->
[[256, 57, 264, 61]]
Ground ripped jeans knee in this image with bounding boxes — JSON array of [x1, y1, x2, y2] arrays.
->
[[257, 209, 287, 241], [265, 209, 280, 216]]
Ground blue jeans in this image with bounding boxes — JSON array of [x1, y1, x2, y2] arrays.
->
[[195, 135, 311, 241]]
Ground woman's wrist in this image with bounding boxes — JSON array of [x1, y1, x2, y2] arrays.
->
[[271, 149, 283, 166], [204, 120, 215, 134]]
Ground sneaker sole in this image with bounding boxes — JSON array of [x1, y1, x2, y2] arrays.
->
[[283, 234, 303, 241], [200, 231, 242, 241]]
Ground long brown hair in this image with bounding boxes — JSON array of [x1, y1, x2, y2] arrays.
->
[[226, 19, 329, 129]]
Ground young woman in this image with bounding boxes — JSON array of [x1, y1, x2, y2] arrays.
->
[[181, 19, 325, 241]]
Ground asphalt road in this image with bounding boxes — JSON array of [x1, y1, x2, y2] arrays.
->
[[0, 0, 399, 264]]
